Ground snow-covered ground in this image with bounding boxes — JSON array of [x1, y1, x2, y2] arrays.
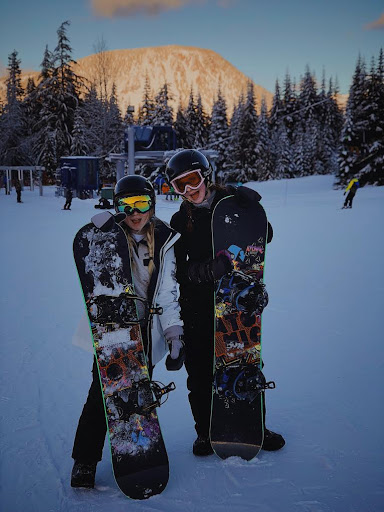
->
[[1, 176, 383, 512]]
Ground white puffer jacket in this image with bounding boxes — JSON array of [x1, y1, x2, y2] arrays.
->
[[73, 218, 183, 366]]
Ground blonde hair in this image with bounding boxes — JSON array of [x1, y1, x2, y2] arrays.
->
[[123, 213, 155, 275]]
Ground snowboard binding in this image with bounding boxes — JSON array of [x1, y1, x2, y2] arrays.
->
[[87, 293, 163, 326], [111, 380, 176, 419], [216, 270, 269, 316], [214, 364, 275, 403]]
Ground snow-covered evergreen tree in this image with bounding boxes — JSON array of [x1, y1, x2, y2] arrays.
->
[[269, 80, 282, 133], [337, 55, 369, 187], [174, 104, 189, 149], [137, 74, 155, 126], [107, 83, 123, 154], [322, 77, 343, 174], [20, 78, 40, 164], [255, 98, 273, 180], [209, 84, 229, 176], [51, 20, 82, 159], [357, 52, 384, 185], [225, 94, 245, 181], [185, 89, 199, 147], [70, 106, 89, 156], [236, 81, 258, 180], [194, 93, 210, 148], [0, 50, 25, 165], [152, 82, 173, 125], [281, 73, 298, 142], [80, 83, 103, 156], [275, 123, 294, 179]]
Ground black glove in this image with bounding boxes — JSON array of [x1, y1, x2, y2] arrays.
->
[[187, 252, 233, 284], [91, 211, 126, 232], [233, 185, 261, 208], [211, 251, 233, 280]]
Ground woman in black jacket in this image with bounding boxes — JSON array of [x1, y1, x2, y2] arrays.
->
[[166, 149, 285, 456]]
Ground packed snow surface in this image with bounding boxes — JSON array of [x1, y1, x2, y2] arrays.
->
[[1, 176, 383, 511]]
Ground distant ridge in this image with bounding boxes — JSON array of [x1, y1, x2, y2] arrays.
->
[[0, 45, 273, 116]]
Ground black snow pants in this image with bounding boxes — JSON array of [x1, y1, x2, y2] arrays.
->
[[182, 293, 269, 439], [344, 191, 356, 208]]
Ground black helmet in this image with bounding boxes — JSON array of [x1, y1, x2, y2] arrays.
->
[[114, 175, 155, 212], [165, 149, 212, 183]]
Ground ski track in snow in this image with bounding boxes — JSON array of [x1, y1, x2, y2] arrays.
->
[[0, 176, 383, 512]]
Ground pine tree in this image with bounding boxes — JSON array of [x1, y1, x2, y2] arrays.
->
[[226, 94, 245, 181], [337, 55, 369, 187], [275, 123, 294, 179], [255, 98, 273, 180], [52, 20, 82, 158], [185, 88, 199, 147], [0, 50, 25, 165], [33, 23, 83, 168], [107, 83, 123, 153], [21, 78, 40, 164], [236, 81, 258, 180], [174, 104, 189, 148], [138, 73, 155, 126], [152, 82, 173, 125], [281, 72, 298, 142], [77, 83, 98, 155], [269, 79, 283, 133], [70, 106, 89, 155], [322, 77, 343, 174], [209, 84, 229, 177], [194, 93, 210, 148]]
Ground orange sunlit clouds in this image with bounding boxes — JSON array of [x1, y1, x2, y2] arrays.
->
[[91, 0, 191, 18], [364, 13, 384, 30]]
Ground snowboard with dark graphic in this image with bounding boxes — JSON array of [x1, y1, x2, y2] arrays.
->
[[73, 221, 173, 499], [210, 195, 274, 460]]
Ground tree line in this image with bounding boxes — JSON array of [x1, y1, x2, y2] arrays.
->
[[0, 20, 383, 187]]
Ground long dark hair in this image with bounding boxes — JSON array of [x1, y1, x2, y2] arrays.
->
[[182, 183, 228, 232]]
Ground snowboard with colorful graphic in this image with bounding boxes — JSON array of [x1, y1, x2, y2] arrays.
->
[[210, 195, 275, 460], [73, 219, 173, 499]]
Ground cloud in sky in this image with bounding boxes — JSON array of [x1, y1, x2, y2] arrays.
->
[[364, 13, 384, 30], [90, 0, 233, 18], [91, 0, 191, 18]]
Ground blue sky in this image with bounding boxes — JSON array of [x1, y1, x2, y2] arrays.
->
[[0, 0, 383, 94]]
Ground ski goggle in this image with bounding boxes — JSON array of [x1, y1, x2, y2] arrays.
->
[[170, 169, 204, 195], [116, 195, 152, 215]]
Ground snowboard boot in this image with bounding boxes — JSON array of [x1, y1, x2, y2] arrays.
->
[[262, 429, 285, 451], [71, 461, 97, 488], [193, 435, 214, 456]]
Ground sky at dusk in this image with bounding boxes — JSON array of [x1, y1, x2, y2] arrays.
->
[[0, 0, 383, 95]]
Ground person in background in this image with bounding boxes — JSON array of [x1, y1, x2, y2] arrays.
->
[[14, 179, 22, 203], [342, 178, 359, 209], [166, 149, 285, 456], [63, 188, 73, 210]]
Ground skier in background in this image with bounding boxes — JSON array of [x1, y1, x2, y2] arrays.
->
[[71, 175, 185, 488], [342, 178, 359, 209], [165, 149, 285, 456], [63, 188, 73, 210]]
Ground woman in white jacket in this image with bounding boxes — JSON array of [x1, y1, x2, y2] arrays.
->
[[71, 175, 184, 489]]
